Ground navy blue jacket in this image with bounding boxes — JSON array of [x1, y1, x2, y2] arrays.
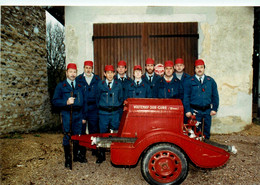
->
[[52, 80, 87, 119], [141, 73, 161, 98], [126, 80, 152, 98], [76, 73, 101, 110], [114, 75, 133, 100], [96, 79, 124, 114], [154, 76, 181, 99], [173, 72, 191, 101], [183, 75, 219, 113]]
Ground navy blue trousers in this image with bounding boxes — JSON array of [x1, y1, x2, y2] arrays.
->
[[99, 111, 120, 133], [81, 108, 99, 134], [191, 108, 212, 139], [62, 110, 82, 146]]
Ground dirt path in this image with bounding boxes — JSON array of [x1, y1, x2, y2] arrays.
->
[[1, 124, 260, 185]]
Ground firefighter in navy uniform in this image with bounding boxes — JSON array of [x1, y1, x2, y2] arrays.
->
[[173, 58, 191, 123], [76, 60, 101, 156], [141, 58, 161, 98], [173, 58, 191, 101], [183, 59, 219, 139], [126, 65, 152, 98], [96, 65, 123, 163], [154, 60, 181, 99], [114, 60, 132, 120], [52, 63, 87, 170], [76, 60, 100, 134]]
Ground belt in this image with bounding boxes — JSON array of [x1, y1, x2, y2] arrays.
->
[[99, 106, 120, 112], [87, 101, 96, 105], [190, 104, 211, 111], [64, 108, 81, 112]]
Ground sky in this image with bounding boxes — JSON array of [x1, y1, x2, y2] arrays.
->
[[46, 11, 63, 27], [1, 0, 260, 6]]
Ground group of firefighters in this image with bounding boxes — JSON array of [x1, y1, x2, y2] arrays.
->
[[52, 58, 219, 170]]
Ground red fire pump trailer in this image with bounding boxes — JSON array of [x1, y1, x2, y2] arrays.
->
[[72, 98, 237, 185]]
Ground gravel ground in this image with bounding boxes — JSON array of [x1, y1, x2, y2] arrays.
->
[[1, 123, 260, 185]]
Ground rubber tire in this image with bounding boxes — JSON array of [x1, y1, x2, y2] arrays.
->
[[141, 143, 188, 185]]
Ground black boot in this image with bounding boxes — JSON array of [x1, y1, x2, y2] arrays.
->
[[78, 146, 87, 163], [73, 141, 87, 163], [96, 148, 106, 164], [73, 141, 78, 162], [64, 145, 72, 170], [92, 149, 98, 156], [73, 141, 80, 162]]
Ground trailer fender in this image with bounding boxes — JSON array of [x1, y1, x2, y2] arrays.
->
[[111, 130, 230, 168]]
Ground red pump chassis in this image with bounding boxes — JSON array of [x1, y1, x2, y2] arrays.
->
[[72, 98, 236, 185]]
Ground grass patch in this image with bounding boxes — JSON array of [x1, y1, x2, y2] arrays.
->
[[0, 133, 23, 139]]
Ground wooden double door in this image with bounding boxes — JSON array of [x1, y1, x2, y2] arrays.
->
[[93, 22, 198, 78]]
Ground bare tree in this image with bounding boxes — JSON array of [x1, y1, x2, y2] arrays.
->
[[46, 22, 66, 108]]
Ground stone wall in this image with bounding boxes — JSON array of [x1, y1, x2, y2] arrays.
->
[[0, 6, 54, 134]]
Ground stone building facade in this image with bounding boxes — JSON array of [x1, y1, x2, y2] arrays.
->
[[65, 6, 254, 134], [1, 6, 53, 134]]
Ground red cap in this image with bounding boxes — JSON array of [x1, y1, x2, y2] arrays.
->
[[164, 60, 174, 67], [145, 58, 155, 65], [195, 59, 205, 66], [104, 65, 115, 72], [117, 60, 126, 66], [67, 63, 77, 70], [175, 58, 184, 65], [134, 65, 142, 71], [84, 60, 93, 67]]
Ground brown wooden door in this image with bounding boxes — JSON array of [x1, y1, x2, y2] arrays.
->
[[93, 23, 198, 79]]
